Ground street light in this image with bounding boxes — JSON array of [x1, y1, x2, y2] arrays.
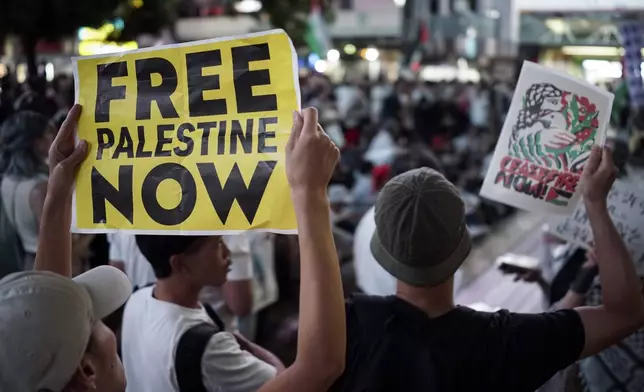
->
[[365, 47, 379, 62], [235, 0, 262, 13], [486, 9, 500, 19], [327, 49, 340, 61], [314, 59, 327, 73]]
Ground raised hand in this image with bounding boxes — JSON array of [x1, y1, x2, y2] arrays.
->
[[47, 104, 88, 201], [35, 105, 88, 276], [285, 108, 340, 194], [581, 145, 617, 207]]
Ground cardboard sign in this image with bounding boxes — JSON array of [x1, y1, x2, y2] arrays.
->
[[549, 180, 644, 264], [72, 30, 300, 234], [480, 61, 614, 215]]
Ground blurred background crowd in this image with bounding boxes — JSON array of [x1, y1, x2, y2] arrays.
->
[[2, 0, 644, 389]]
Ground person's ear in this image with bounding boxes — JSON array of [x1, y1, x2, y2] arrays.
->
[[66, 355, 98, 391], [169, 254, 189, 276]]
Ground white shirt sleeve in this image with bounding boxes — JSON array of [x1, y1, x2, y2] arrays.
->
[[223, 235, 253, 281], [201, 332, 276, 392], [108, 233, 123, 261]]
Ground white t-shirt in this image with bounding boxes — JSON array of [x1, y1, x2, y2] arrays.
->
[[122, 287, 276, 392], [108, 232, 156, 289], [354, 207, 463, 296]]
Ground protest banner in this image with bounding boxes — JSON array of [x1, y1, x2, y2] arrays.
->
[[549, 180, 644, 265], [71, 29, 300, 234], [480, 61, 614, 215]]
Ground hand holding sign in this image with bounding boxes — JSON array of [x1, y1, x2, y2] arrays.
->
[[72, 30, 301, 233], [47, 104, 88, 203], [286, 108, 340, 194], [582, 145, 618, 207], [479, 61, 614, 215]]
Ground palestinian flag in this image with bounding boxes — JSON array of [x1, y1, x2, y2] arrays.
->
[[304, 0, 331, 58]]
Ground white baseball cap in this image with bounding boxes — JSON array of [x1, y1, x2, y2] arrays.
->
[[0, 266, 131, 391]]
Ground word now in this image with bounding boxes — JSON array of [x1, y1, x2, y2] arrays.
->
[[92, 161, 276, 226], [95, 43, 277, 122]]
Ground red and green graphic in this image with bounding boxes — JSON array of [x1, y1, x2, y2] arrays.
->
[[509, 83, 599, 174]]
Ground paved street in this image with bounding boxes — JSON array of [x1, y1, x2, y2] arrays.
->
[[456, 211, 546, 313]]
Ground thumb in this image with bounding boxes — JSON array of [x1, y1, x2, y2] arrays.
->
[[301, 107, 318, 136], [597, 145, 614, 174], [60, 140, 88, 171]]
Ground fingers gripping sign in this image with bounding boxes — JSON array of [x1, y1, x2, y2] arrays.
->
[[48, 104, 89, 201], [581, 145, 618, 206], [286, 108, 340, 193]]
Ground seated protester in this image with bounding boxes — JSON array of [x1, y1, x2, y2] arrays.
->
[[0, 105, 132, 392], [121, 235, 282, 392], [333, 146, 644, 392], [503, 227, 589, 309]]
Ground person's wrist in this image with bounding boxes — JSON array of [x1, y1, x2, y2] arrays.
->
[[584, 197, 608, 211], [291, 187, 328, 204], [43, 187, 73, 213]]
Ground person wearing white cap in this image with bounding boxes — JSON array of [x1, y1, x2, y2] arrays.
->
[[0, 105, 132, 392]]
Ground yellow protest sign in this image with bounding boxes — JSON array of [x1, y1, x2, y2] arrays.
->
[[71, 29, 299, 234]]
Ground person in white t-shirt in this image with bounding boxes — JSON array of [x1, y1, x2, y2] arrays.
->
[[122, 235, 283, 392], [110, 231, 255, 332]]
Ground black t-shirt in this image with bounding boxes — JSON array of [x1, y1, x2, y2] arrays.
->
[[330, 295, 585, 392]]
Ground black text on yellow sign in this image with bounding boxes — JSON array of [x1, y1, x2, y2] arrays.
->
[[72, 30, 299, 234]]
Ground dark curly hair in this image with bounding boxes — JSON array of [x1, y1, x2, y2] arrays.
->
[[0, 110, 51, 177]]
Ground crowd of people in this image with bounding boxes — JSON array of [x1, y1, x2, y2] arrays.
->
[[0, 66, 643, 392]]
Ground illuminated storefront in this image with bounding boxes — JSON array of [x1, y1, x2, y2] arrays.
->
[[76, 20, 138, 56]]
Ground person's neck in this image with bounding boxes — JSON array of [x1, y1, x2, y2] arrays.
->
[[154, 278, 202, 309], [396, 280, 456, 318]]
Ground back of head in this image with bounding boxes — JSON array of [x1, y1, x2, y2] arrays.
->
[[135, 235, 207, 279], [370, 168, 471, 287], [0, 110, 50, 177]]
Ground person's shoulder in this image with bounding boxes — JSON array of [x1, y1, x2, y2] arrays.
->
[[472, 308, 585, 340], [123, 286, 152, 317], [205, 330, 239, 353], [127, 285, 153, 304]]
